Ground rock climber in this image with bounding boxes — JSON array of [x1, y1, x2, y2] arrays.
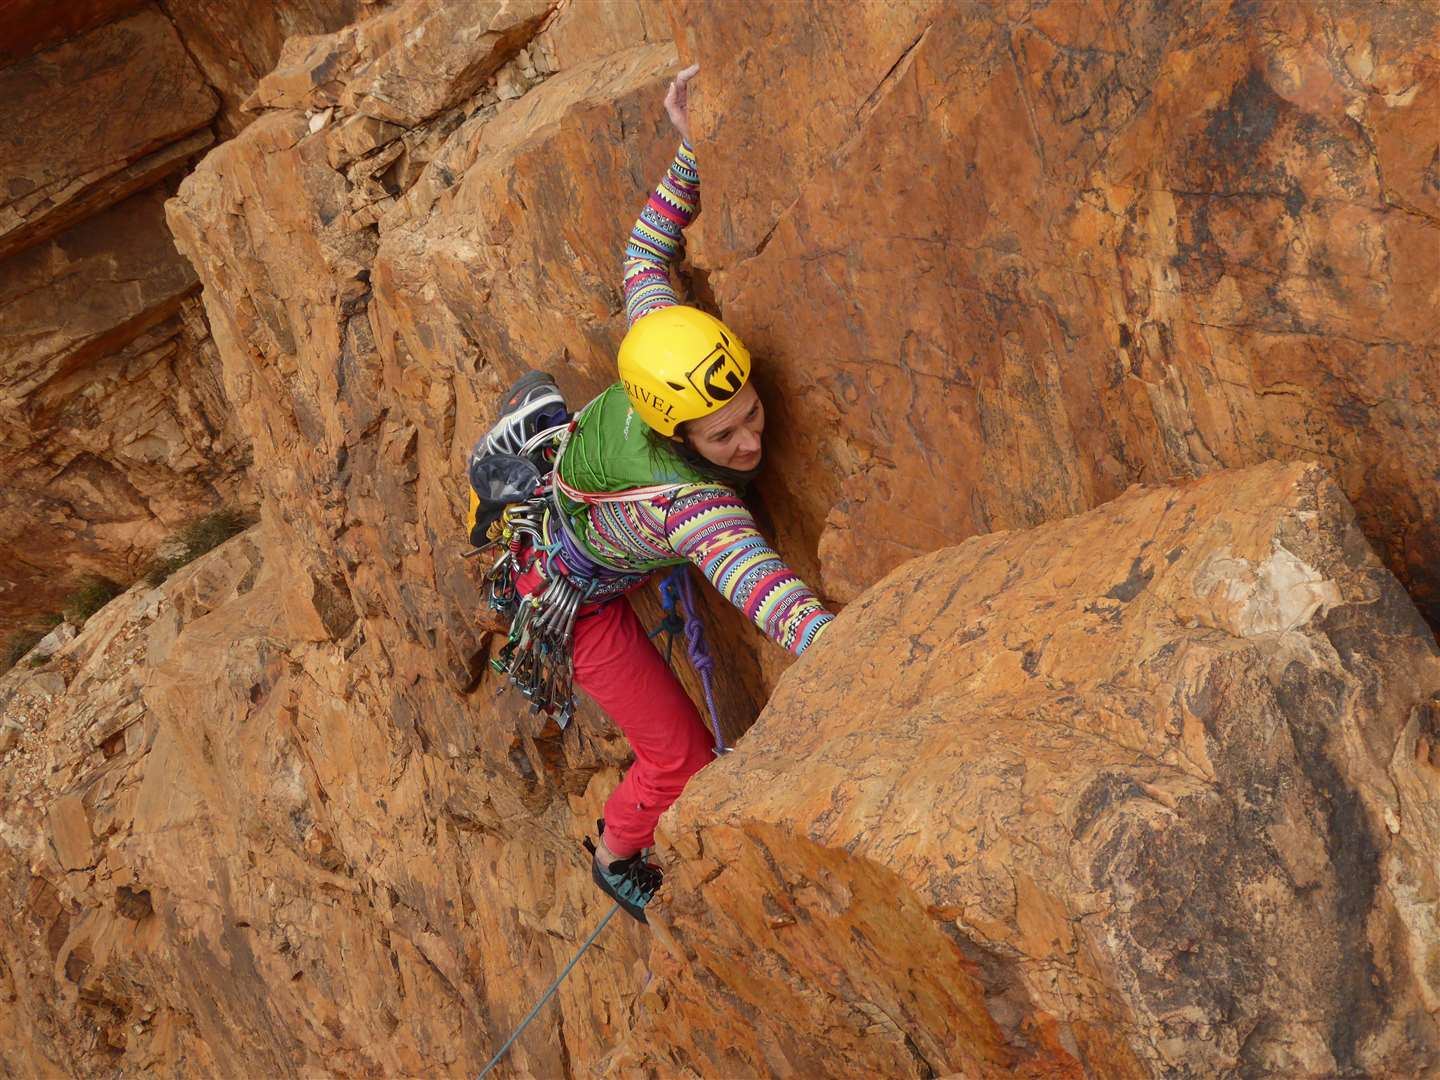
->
[[470, 64, 833, 923]]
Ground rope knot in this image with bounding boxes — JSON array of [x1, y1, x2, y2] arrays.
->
[[683, 617, 715, 673]]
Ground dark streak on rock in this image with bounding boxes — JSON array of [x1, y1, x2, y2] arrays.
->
[[1073, 772, 1146, 841], [1105, 556, 1153, 602], [1273, 661, 1384, 1069], [1204, 67, 1279, 161]]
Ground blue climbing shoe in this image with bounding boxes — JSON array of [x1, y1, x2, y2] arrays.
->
[[585, 820, 661, 923], [592, 851, 663, 924]]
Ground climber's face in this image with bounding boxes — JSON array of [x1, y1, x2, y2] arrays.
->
[[685, 382, 765, 470]]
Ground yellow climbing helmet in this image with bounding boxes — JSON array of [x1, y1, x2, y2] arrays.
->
[[617, 306, 752, 436]]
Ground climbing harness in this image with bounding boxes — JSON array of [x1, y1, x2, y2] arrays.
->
[[475, 901, 620, 1079], [476, 410, 730, 740]]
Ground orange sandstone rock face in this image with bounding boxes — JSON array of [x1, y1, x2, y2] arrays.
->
[[0, 9, 217, 258], [0, 0, 148, 66], [0, 3, 275, 630], [6, 0, 1434, 1077], [676, 0, 1440, 624], [0, 186, 253, 630], [164, 0, 387, 136], [0, 525, 647, 1076], [627, 462, 1440, 1077]]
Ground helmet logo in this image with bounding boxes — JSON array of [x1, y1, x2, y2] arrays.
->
[[686, 343, 745, 406], [622, 379, 677, 421]]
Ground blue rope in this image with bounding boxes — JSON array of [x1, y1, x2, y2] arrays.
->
[[647, 580, 684, 665], [475, 902, 621, 1079]]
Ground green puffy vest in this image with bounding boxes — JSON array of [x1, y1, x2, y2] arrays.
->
[[554, 383, 703, 572]]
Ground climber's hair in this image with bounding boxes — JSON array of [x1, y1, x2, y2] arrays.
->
[[644, 424, 756, 487]]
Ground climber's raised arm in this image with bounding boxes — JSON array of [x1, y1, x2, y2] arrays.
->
[[622, 64, 700, 327]]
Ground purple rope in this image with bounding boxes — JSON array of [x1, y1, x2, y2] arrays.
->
[[666, 566, 727, 753]]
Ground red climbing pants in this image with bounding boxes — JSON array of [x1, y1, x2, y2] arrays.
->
[[515, 562, 715, 856]]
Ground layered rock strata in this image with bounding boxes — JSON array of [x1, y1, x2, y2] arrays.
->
[[0, 8, 215, 258], [0, 1, 148, 65], [0, 525, 645, 1076], [0, 181, 252, 628], [625, 461, 1440, 1078], [0, 0, 383, 630], [163, 0, 384, 136]]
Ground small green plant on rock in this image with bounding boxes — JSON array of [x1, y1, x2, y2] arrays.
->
[[2, 629, 45, 674], [2, 613, 64, 674], [62, 576, 124, 627], [144, 508, 252, 587]]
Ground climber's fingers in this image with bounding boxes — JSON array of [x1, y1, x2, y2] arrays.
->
[[665, 64, 700, 142], [674, 63, 700, 92]]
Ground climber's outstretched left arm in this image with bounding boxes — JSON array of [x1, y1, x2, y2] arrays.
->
[[665, 485, 833, 656]]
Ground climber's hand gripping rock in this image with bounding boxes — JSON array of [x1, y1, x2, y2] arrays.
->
[[664, 63, 699, 143]]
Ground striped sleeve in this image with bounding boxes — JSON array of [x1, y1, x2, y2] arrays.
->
[[622, 140, 700, 327], [664, 485, 834, 656]]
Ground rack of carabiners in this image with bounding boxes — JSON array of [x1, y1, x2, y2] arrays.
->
[[481, 425, 589, 727]]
